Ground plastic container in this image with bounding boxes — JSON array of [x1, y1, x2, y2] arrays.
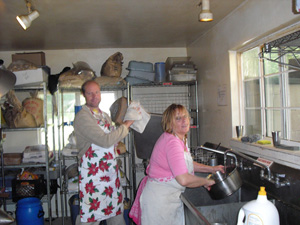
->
[[128, 70, 155, 81], [69, 194, 80, 225], [237, 186, 279, 225], [126, 61, 154, 72], [125, 76, 152, 85], [74, 105, 82, 115], [154, 62, 166, 82], [16, 197, 44, 225]]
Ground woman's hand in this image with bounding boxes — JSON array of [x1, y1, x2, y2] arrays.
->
[[203, 178, 215, 191], [211, 165, 225, 174]]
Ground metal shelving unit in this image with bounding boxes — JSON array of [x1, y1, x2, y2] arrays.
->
[[128, 80, 199, 195], [57, 83, 134, 225], [129, 81, 199, 145], [259, 30, 300, 70], [0, 82, 54, 224]]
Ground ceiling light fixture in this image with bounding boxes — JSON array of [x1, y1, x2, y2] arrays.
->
[[199, 0, 213, 22], [16, 0, 39, 30]]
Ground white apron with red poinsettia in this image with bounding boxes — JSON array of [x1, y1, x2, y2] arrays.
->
[[78, 110, 123, 223]]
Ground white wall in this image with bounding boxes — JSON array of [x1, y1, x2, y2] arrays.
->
[[0, 48, 186, 76], [187, 0, 300, 148]]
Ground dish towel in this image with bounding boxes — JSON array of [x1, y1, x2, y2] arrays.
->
[[123, 101, 150, 133]]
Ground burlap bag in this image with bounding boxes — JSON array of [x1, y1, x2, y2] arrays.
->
[[14, 109, 37, 128], [6, 90, 37, 128], [22, 91, 44, 126], [100, 52, 123, 77]]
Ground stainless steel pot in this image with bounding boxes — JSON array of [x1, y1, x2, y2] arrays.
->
[[208, 167, 242, 200]]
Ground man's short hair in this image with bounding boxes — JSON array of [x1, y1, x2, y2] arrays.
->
[[81, 80, 99, 94]]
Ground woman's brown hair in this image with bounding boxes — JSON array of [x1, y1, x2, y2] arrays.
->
[[162, 104, 190, 134]]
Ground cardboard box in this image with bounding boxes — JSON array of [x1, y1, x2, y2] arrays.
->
[[12, 52, 46, 66], [3, 153, 23, 165], [14, 68, 48, 86]]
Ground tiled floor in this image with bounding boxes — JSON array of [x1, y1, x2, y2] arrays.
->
[[10, 217, 73, 225], [46, 217, 73, 225]]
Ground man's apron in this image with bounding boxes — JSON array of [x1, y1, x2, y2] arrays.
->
[[79, 110, 123, 223], [139, 146, 194, 225]]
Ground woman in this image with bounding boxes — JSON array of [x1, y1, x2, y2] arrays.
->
[[129, 104, 224, 225]]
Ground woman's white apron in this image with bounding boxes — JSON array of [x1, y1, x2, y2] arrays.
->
[[140, 148, 194, 225]]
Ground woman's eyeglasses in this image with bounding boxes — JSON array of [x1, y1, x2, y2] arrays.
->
[[175, 115, 189, 121]]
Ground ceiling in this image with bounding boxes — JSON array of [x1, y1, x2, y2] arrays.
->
[[0, 0, 245, 51]]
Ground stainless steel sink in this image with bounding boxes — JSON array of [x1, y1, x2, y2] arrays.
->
[[181, 193, 246, 225]]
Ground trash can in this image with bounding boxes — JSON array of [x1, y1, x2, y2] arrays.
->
[[68, 194, 79, 225]]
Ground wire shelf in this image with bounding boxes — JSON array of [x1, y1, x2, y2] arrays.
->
[[190, 147, 215, 165]]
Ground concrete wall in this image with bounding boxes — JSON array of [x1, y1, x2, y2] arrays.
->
[[187, 0, 300, 148]]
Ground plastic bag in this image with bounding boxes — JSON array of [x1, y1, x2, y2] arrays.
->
[[123, 101, 150, 133]]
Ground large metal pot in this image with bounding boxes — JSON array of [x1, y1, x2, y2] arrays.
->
[[208, 167, 242, 200]]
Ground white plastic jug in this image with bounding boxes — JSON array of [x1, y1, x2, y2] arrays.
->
[[237, 186, 279, 225]]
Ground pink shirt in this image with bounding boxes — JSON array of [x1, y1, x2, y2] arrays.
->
[[147, 132, 189, 179]]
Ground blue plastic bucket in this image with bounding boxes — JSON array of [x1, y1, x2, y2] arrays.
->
[[155, 62, 166, 82], [68, 194, 80, 225], [16, 197, 44, 225], [75, 105, 82, 115]]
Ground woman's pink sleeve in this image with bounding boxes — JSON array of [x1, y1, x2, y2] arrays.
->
[[166, 139, 188, 177]]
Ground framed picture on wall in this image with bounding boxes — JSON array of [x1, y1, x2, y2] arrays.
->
[[293, 0, 300, 14]]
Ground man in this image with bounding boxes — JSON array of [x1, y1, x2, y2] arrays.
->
[[74, 80, 134, 225]]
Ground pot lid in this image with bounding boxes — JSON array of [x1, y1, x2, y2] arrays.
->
[[0, 69, 16, 98]]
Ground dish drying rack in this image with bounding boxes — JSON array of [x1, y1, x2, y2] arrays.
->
[[190, 147, 216, 165]]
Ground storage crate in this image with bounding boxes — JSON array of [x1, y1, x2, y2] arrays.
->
[[12, 177, 45, 202]]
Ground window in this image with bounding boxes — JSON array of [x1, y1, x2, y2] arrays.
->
[[241, 46, 300, 142], [41, 91, 116, 151]]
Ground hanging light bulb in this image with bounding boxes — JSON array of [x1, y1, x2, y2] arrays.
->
[[199, 0, 213, 22], [16, 0, 39, 30]]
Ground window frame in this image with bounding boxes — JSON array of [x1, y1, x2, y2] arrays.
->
[[240, 45, 300, 144]]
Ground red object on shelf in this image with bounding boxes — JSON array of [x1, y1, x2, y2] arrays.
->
[[162, 82, 173, 86]]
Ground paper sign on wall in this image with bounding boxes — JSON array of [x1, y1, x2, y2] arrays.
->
[[217, 84, 227, 106]]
